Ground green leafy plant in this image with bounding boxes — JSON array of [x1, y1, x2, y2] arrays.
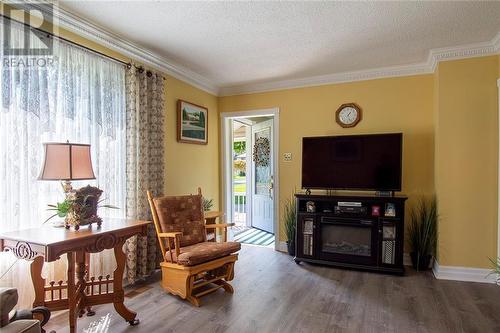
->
[[203, 197, 214, 211], [284, 194, 296, 255], [233, 141, 246, 155], [407, 196, 438, 271], [45, 196, 118, 224], [489, 257, 500, 276]]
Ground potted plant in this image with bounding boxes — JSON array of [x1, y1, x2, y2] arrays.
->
[[489, 257, 500, 284], [284, 195, 296, 256], [45, 185, 118, 230], [203, 197, 214, 211], [407, 196, 438, 271]]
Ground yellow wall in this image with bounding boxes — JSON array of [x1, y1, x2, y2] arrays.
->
[[434, 56, 499, 268], [219, 75, 435, 241], [164, 78, 219, 205], [4, 3, 500, 268]]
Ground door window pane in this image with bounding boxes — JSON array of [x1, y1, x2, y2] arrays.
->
[[254, 128, 270, 195]]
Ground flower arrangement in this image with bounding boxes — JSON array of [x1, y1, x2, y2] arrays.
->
[[45, 185, 118, 230]]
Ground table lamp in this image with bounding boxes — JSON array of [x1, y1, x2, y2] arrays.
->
[[38, 141, 103, 230], [38, 141, 96, 193]]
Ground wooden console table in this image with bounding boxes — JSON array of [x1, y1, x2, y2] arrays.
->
[[0, 218, 150, 333]]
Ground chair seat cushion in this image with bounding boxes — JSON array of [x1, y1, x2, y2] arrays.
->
[[166, 241, 241, 266]]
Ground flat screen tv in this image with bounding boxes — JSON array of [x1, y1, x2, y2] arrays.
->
[[301, 133, 402, 191]]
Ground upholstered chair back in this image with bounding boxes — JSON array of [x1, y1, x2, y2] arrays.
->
[[152, 191, 206, 247]]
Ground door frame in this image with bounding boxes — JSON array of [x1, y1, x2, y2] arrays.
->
[[220, 108, 280, 251]]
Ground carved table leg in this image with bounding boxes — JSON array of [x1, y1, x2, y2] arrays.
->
[[84, 252, 96, 316], [30, 256, 45, 308], [113, 240, 139, 326], [30, 256, 46, 323], [75, 251, 87, 318], [67, 252, 77, 333]]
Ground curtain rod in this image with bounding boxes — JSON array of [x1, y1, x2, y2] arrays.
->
[[1, 13, 128, 66], [1, 14, 165, 79]]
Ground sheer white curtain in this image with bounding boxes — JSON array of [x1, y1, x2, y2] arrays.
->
[[0, 17, 126, 307], [0, 17, 126, 232]]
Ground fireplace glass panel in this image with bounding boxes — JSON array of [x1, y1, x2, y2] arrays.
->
[[321, 224, 371, 257]]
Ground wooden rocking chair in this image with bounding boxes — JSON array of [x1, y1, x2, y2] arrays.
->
[[147, 189, 241, 306]]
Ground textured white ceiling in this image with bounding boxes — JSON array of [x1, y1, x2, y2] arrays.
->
[[59, 1, 500, 89]]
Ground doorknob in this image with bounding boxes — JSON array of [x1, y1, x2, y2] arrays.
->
[[269, 175, 274, 199]]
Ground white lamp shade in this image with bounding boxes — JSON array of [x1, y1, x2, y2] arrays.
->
[[38, 142, 96, 181]]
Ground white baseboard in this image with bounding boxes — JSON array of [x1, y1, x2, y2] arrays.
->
[[432, 260, 498, 284], [277, 241, 288, 252]]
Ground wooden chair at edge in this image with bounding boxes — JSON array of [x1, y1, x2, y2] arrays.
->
[[147, 188, 241, 306]]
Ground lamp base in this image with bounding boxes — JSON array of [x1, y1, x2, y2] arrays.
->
[[61, 180, 73, 194]]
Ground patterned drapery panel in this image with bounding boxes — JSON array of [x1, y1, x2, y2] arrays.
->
[[125, 65, 165, 283]]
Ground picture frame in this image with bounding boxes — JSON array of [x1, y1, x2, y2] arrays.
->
[[384, 203, 396, 217], [177, 100, 208, 145], [306, 201, 316, 213]]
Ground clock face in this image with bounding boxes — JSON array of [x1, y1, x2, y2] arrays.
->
[[339, 107, 358, 125], [336, 103, 362, 128]]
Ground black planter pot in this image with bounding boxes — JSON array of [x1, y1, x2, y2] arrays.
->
[[287, 240, 295, 256], [410, 252, 432, 271]]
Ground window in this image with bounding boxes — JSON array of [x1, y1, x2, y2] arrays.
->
[[0, 17, 126, 232]]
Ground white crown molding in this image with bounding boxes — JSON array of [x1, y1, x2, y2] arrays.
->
[[13, 1, 219, 95], [220, 32, 500, 96], [433, 260, 498, 284], [219, 62, 433, 96], [9, 1, 500, 97]]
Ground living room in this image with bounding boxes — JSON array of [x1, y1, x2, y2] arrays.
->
[[0, 1, 500, 333]]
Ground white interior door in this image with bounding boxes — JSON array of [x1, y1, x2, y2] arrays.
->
[[251, 119, 274, 233]]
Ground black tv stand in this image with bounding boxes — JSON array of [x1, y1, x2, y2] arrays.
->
[[294, 193, 407, 275]]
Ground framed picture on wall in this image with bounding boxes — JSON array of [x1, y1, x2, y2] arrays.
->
[[177, 100, 208, 144]]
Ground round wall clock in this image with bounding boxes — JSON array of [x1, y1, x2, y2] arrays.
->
[[335, 103, 362, 128]]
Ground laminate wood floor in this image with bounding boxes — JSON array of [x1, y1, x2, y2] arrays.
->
[[44, 245, 500, 333]]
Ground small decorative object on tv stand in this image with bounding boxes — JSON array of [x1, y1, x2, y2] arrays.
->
[[294, 193, 407, 275], [39, 141, 117, 230]]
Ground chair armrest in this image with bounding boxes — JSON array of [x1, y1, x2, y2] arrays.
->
[[204, 224, 230, 229], [157, 232, 182, 262], [204, 224, 230, 243], [158, 232, 183, 238], [0, 288, 17, 327]]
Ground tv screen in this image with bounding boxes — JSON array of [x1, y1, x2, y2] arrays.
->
[[301, 133, 402, 191]]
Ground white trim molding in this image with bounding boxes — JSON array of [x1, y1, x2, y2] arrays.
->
[[277, 241, 288, 253], [12, 1, 219, 95], [11, 1, 500, 97], [432, 260, 498, 284], [220, 31, 500, 96], [220, 108, 280, 251], [219, 62, 432, 96]]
